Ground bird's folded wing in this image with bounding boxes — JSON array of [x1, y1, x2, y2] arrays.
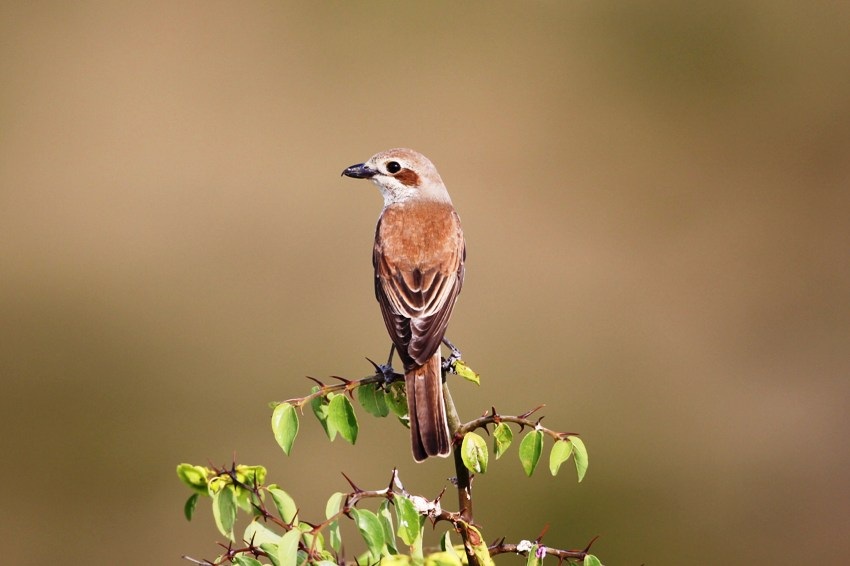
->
[[374, 223, 465, 367]]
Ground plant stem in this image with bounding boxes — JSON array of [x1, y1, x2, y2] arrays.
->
[[443, 381, 480, 566]]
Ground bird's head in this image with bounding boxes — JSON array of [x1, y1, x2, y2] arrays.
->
[[342, 148, 451, 206]]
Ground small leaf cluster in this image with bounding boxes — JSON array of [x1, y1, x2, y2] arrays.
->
[[177, 464, 479, 566], [177, 463, 269, 541], [458, 409, 589, 482], [179, 361, 606, 565], [272, 377, 410, 456], [270, 357, 481, 457]]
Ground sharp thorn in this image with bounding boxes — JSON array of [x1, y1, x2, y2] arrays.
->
[[435, 486, 447, 503], [519, 404, 546, 419], [535, 523, 550, 543], [341, 472, 361, 493], [583, 534, 601, 553], [365, 357, 381, 372], [386, 468, 401, 494]]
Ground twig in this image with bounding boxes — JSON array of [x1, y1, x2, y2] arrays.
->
[[456, 406, 578, 442]]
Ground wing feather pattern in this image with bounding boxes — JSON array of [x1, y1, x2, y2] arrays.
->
[[373, 204, 465, 369]]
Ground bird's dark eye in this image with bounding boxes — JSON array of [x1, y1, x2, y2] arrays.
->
[[386, 161, 402, 174]]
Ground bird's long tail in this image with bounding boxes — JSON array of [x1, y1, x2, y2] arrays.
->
[[405, 351, 451, 461]]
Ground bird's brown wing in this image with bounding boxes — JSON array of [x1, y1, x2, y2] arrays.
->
[[373, 208, 465, 368]]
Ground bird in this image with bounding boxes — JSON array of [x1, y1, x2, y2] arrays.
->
[[342, 148, 466, 461]]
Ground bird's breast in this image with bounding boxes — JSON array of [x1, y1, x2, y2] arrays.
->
[[376, 202, 462, 271]]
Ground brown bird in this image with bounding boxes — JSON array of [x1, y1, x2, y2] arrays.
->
[[342, 148, 465, 461]]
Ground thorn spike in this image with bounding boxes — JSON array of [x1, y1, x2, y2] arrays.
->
[[583, 534, 601, 553], [341, 472, 361, 493]]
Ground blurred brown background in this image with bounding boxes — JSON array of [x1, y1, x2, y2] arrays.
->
[[2, 2, 848, 564]]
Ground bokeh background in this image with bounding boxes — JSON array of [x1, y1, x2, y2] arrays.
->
[[2, 2, 848, 564]]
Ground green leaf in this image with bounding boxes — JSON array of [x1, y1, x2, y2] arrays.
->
[[276, 528, 302, 566], [461, 432, 489, 474], [357, 383, 390, 418], [525, 544, 543, 566], [310, 388, 337, 440], [244, 520, 283, 547], [176, 463, 210, 494], [271, 403, 299, 455], [463, 523, 495, 566], [440, 531, 462, 562], [298, 521, 324, 554], [453, 359, 480, 385], [260, 543, 281, 566], [525, 544, 541, 566], [324, 492, 345, 552], [235, 464, 267, 487], [351, 508, 385, 560], [208, 475, 229, 495], [549, 439, 574, 476], [267, 486, 298, 524], [519, 430, 544, 476], [583, 554, 602, 566], [233, 556, 263, 566], [324, 491, 345, 518], [568, 435, 589, 482], [328, 394, 359, 444], [212, 486, 237, 540], [426, 552, 464, 566], [440, 530, 452, 552], [183, 493, 199, 521], [493, 423, 513, 459], [394, 495, 424, 546], [381, 556, 411, 566], [231, 464, 267, 514], [234, 485, 254, 514], [384, 381, 409, 418], [378, 499, 398, 554]]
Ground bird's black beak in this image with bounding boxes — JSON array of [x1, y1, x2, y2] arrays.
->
[[341, 163, 377, 179]]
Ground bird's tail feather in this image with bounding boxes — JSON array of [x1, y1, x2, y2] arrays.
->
[[406, 352, 451, 461]]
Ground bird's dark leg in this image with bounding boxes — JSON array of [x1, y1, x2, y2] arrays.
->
[[441, 337, 463, 373], [366, 344, 403, 387]]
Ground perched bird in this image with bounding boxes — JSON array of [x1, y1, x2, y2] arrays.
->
[[342, 148, 466, 461]]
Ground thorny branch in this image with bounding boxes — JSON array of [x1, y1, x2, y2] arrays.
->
[[456, 405, 579, 443], [279, 360, 404, 410], [184, 464, 597, 565], [183, 468, 455, 566], [489, 533, 601, 563], [210, 460, 289, 530], [186, 357, 594, 565]]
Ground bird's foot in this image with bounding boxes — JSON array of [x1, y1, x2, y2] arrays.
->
[[366, 357, 404, 387], [441, 337, 463, 373]]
